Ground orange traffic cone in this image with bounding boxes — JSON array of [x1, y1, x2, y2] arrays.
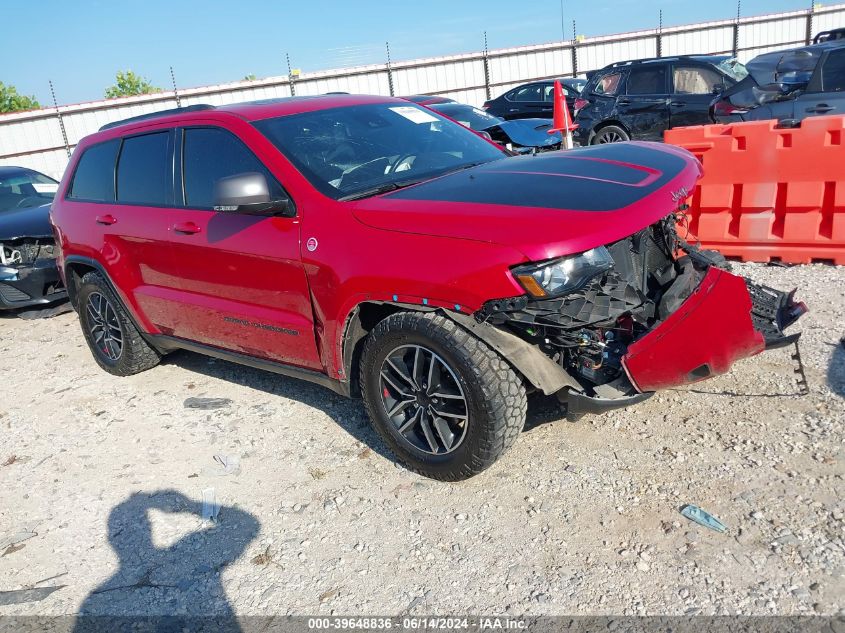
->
[[548, 80, 578, 149]]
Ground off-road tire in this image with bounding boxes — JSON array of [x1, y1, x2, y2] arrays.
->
[[592, 124, 630, 144], [77, 271, 161, 376], [360, 311, 527, 481]]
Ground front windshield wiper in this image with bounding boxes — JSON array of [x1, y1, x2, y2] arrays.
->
[[339, 182, 401, 202], [338, 176, 432, 202], [338, 161, 491, 202]]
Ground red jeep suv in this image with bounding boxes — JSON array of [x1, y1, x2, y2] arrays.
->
[[51, 95, 806, 480]]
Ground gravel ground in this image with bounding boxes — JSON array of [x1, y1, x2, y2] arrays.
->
[[0, 262, 842, 618]]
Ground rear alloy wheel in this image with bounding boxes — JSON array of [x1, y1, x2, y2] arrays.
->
[[76, 271, 161, 376], [86, 291, 123, 361], [360, 312, 527, 481], [593, 125, 629, 144]]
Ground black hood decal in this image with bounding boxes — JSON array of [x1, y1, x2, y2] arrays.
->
[[386, 143, 688, 212]]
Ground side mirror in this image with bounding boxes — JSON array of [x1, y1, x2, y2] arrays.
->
[[711, 84, 724, 95], [213, 172, 294, 217]]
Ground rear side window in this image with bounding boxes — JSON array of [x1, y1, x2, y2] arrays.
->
[[510, 84, 543, 102], [821, 49, 845, 92], [592, 72, 622, 96], [182, 127, 285, 208], [116, 132, 171, 206], [627, 66, 668, 94], [673, 66, 725, 94], [68, 140, 119, 202]]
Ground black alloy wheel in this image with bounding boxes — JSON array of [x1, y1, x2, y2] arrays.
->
[[378, 344, 469, 455]]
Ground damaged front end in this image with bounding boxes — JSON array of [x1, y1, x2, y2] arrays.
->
[[0, 239, 67, 310], [478, 214, 807, 416]]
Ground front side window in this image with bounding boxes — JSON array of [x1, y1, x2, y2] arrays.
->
[[821, 49, 845, 92], [627, 66, 668, 95], [592, 72, 622, 96], [182, 127, 286, 208], [673, 66, 725, 95], [68, 140, 120, 202], [254, 103, 505, 200], [116, 132, 170, 206]]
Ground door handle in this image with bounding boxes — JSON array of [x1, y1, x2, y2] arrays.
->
[[617, 98, 631, 106], [807, 104, 834, 113], [670, 101, 686, 107], [95, 214, 116, 226], [172, 221, 201, 235]]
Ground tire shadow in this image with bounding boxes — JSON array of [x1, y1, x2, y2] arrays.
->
[[828, 339, 845, 399], [161, 349, 395, 462], [72, 490, 258, 632], [160, 349, 567, 462]]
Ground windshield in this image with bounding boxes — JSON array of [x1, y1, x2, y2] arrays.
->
[[254, 103, 506, 200], [0, 169, 58, 213], [429, 104, 503, 130], [718, 58, 749, 82]]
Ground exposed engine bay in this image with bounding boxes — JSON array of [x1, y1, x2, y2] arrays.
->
[[1, 239, 57, 266], [478, 213, 807, 405], [0, 238, 66, 309]]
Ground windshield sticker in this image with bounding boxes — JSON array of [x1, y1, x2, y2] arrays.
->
[[389, 106, 439, 124], [32, 183, 59, 193]]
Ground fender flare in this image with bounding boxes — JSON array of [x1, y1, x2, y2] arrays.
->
[[442, 310, 581, 396]]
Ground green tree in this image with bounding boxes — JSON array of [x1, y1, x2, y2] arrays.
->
[[243, 74, 257, 81], [104, 70, 161, 99], [0, 82, 40, 113]]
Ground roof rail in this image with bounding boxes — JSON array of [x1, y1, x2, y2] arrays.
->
[[98, 104, 216, 132], [604, 54, 719, 68], [813, 28, 845, 44]]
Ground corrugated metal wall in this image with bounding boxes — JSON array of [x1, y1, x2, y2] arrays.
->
[[2, 4, 843, 180]]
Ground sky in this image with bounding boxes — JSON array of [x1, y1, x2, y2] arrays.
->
[[2, 0, 812, 106]]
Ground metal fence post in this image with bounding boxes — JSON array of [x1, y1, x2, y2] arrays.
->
[[170, 66, 181, 108], [386, 42, 395, 97], [286, 53, 296, 97], [805, 1, 815, 45], [656, 10, 663, 58], [570, 20, 578, 78], [733, 1, 741, 57], [483, 32, 491, 100], [49, 80, 71, 159]]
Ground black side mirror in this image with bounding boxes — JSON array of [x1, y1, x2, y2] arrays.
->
[[213, 172, 295, 217], [711, 84, 724, 95]]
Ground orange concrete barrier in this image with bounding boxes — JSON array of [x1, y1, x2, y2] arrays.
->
[[664, 115, 845, 265]]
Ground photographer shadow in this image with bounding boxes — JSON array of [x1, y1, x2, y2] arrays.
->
[[73, 490, 259, 632]]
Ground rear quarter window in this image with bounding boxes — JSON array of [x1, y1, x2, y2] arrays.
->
[[68, 140, 120, 202], [591, 72, 623, 96], [821, 48, 845, 91]]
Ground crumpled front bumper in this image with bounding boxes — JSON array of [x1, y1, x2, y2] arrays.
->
[[0, 259, 67, 310], [622, 267, 806, 393]]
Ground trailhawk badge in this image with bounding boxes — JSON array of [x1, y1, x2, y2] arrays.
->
[[306, 237, 318, 252]]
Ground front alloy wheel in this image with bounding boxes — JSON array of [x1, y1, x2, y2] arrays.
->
[[379, 344, 468, 455], [360, 312, 527, 481]]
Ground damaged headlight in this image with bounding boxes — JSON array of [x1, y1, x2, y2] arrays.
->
[[513, 246, 614, 298]]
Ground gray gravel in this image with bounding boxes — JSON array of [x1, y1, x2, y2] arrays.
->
[[0, 262, 842, 617]]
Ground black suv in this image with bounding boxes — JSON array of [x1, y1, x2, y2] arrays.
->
[[573, 56, 747, 145], [711, 40, 845, 124], [482, 78, 586, 120]]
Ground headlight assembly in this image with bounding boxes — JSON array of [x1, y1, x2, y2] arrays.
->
[[513, 246, 614, 298]]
